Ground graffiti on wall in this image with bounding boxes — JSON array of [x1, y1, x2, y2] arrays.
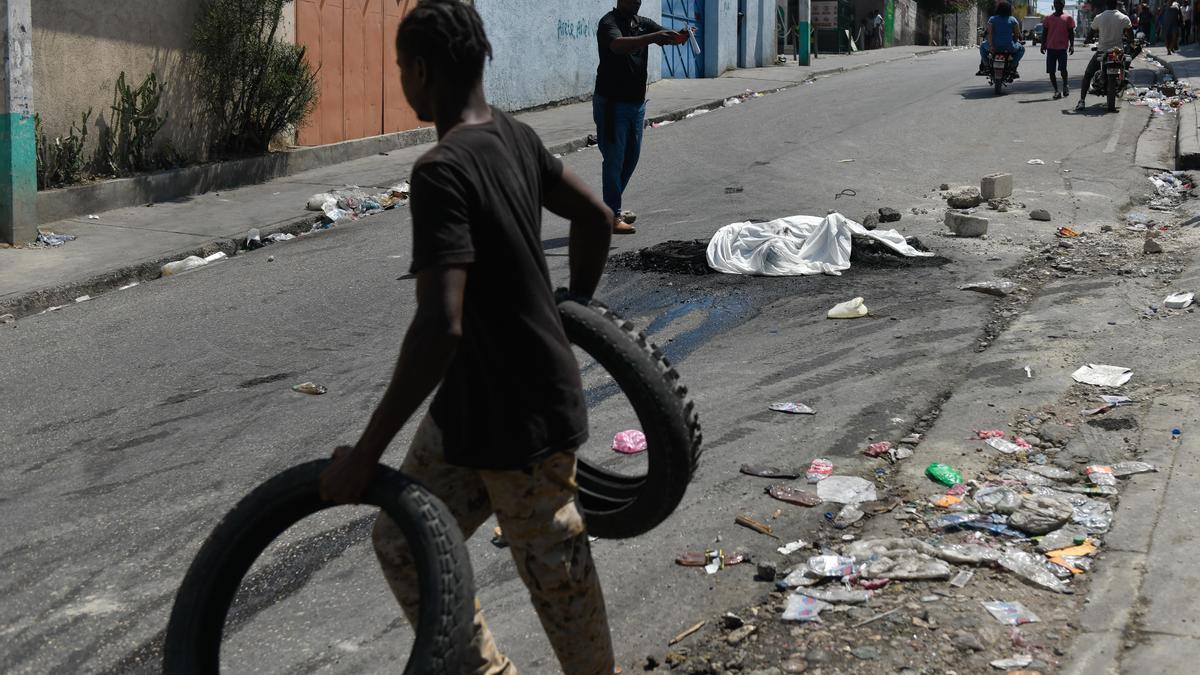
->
[[557, 18, 593, 40]]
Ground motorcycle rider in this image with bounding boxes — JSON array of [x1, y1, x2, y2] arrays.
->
[[979, 2, 1025, 78], [1076, 0, 1133, 111]]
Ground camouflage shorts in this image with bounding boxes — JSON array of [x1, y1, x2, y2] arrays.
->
[[372, 415, 614, 675]]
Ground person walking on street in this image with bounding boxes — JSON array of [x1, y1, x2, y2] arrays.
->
[[1185, 0, 1194, 44], [593, 0, 690, 234], [1165, 1, 1182, 53], [319, 2, 619, 673], [873, 10, 886, 49], [1139, 3, 1155, 43], [1043, 0, 1076, 99], [1077, 0, 1133, 110]]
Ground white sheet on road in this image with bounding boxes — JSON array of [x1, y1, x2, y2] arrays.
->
[[705, 212, 933, 276]]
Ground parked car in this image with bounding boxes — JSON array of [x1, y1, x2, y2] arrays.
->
[[1026, 25, 1044, 45]]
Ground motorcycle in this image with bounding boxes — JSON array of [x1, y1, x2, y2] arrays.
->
[[1088, 34, 1145, 112], [984, 47, 1022, 95]]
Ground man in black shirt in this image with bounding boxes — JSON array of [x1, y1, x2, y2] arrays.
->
[[595, 0, 690, 234], [319, 2, 617, 672]]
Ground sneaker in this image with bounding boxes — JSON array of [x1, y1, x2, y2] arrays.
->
[[977, 65, 989, 76], [619, 209, 638, 225], [1054, 91, 1063, 100], [1075, 99, 1086, 111], [1062, 84, 1070, 97], [613, 216, 636, 235], [1012, 71, 1020, 80]]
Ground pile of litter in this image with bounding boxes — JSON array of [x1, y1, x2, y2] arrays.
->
[[706, 212, 932, 276], [1129, 82, 1197, 116], [1147, 171, 1194, 210], [304, 182, 410, 227], [31, 232, 77, 248]]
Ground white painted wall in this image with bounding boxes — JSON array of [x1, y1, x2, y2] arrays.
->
[[705, 0, 740, 75], [739, 0, 779, 66], [475, 0, 662, 111]]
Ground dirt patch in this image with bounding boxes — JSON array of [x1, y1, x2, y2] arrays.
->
[[1087, 417, 1139, 431], [609, 240, 714, 276]]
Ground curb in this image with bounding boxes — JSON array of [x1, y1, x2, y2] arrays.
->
[[4, 48, 953, 322], [0, 213, 321, 321], [1152, 54, 1200, 170]]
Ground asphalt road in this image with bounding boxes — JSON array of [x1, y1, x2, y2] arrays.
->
[[0, 48, 1160, 672]]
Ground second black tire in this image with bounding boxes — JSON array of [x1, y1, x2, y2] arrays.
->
[[163, 460, 474, 674], [558, 296, 702, 539]]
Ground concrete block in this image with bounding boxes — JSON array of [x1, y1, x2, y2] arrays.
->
[[980, 173, 1012, 200], [945, 211, 989, 238], [1177, 100, 1200, 170]]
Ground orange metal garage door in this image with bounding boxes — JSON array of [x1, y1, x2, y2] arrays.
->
[[296, 0, 421, 146]]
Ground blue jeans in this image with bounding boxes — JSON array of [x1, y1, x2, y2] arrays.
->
[[592, 95, 646, 214], [980, 42, 1025, 66]]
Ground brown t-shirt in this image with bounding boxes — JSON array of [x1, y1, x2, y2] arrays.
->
[[408, 108, 588, 470]]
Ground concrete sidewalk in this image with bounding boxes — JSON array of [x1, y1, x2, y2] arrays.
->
[[0, 45, 950, 319], [1150, 44, 1200, 168]]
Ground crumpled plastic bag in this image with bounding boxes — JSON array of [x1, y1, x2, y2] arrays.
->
[[782, 593, 832, 622], [999, 548, 1073, 593], [974, 486, 1023, 514], [859, 551, 952, 580], [611, 429, 647, 454], [794, 587, 871, 604], [816, 475, 877, 504], [1009, 495, 1074, 535], [848, 537, 1001, 566], [1029, 487, 1114, 532]]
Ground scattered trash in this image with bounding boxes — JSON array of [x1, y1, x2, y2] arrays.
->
[[931, 494, 963, 508], [724, 185, 744, 193], [0, 314, 14, 324], [806, 458, 834, 483], [925, 463, 963, 486], [735, 514, 778, 539], [246, 228, 263, 249], [684, 108, 711, 118], [974, 486, 1023, 514], [87, 214, 100, 219], [267, 256, 275, 262], [794, 587, 871, 604], [767, 484, 821, 507], [982, 600, 1041, 625], [203, 251, 227, 263], [828, 297, 869, 319], [816, 475, 878, 504], [990, 655, 1034, 669], [161, 255, 208, 276], [292, 382, 327, 395], [950, 568, 975, 588], [976, 429, 1006, 439], [117, 282, 139, 290], [74, 295, 91, 303], [722, 97, 742, 107], [1164, 291, 1194, 309], [961, 280, 1017, 297], [1009, 496, 1074, 535], [860, 551, 952, 580], [1027, 159, 1045, 165], [850, 606, 903, 628], [838, 158, 855, 163], [1072, 364, 1132, 387], [1056, 226, 1081, 238], [770, 402, 815, 414], [1111, 461, 1157, 476], [668, 620, 706, 645], [267, 232, 295, 243], [864, 441, 893, 457], [1085, 465, 1117, 487], [999, 548, 1073, 593], [304, 183, 409, 224], [741, 464, 801, 479], [808, 554, 856, 577], [776, 540, 807, 555], [612, 429, 647, 454], [986, 437, 1024, 454], [782, 594, 832, 622], [834, 504, 864, 528], [35, 231, 78, 247]]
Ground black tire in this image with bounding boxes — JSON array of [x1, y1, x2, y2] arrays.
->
[[163, 460, 474, 674], [994, 79, 1004, 95], [1106, 76, 1118, 111], [558, 296, 702, 539]]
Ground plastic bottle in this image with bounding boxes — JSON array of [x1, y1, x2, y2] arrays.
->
[[161, 256, 208, 276]]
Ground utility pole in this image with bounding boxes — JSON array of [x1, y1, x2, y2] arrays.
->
[[1, 0, 37, 245], [797, 0, 811, 65]]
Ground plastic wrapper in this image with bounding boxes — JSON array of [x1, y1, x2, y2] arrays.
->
[[982, 600, 1041, 625], [806, 458, 833, 483], [834, 504, 864, 528], [1111, 461, 1158, 476], [1036, 526, 1090, 552], [794, 587, 872, 604], [1086, 465, 1117, 486], [1030, 487, 1114, 532], [782, 594, 831, 622], [859, 551, 951, 580], [807, 555, 856, 577], [816, 475, 877, 503], [925, 463, 963, 486], [950, 568, 975, 588], [1009, 495, 1074, 535], [611, 429, 647, 454], [864, 441, 892, 457], [776, 567, 820, 590], [1024, 464, 1077, 482], [974, 486, 1023, 514], [770, 402, 815, 414], [986, 437, 1024, 454], [999, 549, 1073, 593], [1001, 468, 1055, 486], [767, 484, 821, 507]]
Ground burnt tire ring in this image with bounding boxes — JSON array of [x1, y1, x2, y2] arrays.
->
[[163, 460, 475, 674], [559, 295, 703, 539]]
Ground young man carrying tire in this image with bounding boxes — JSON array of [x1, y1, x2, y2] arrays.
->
[[318, 2, 617, 673]]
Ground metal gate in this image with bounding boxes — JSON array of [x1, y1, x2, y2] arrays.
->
[[661, 0, 704, 78], [296, 0, 421, 146]]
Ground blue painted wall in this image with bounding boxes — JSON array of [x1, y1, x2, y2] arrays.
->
[[475, 0, 662, 111], [704, 0, 739, 75]]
